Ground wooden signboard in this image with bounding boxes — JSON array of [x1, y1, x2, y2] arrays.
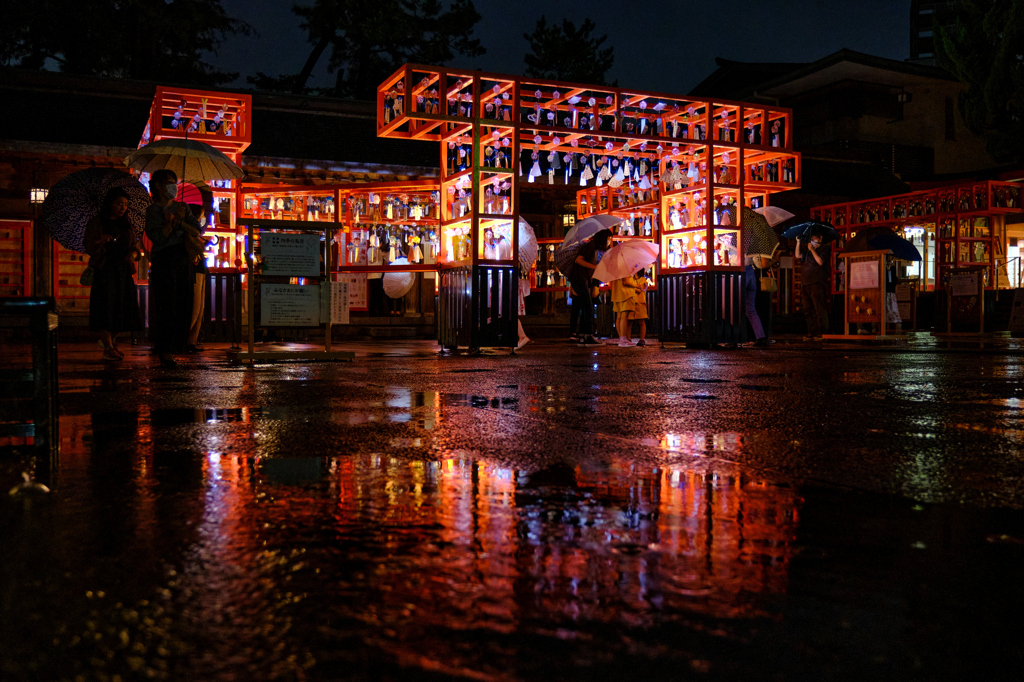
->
[[945, 266, 985, 334], [823, 250, 897, 340]]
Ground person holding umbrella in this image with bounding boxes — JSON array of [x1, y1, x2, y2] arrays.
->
[[794, 231, 831, 339], [570, 229, 612, 347], [145, 169, 200, 367], [83, 187, 143, 360]]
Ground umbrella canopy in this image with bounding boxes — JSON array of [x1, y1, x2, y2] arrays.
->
[[518, 218, 538, 273], [561, 215, 622, 249], [383, 258, 416, 298], [593, 239, 660, 283], [782, 220, 842, 243], [845, 227, 921, 261], [176, 180, 213, 205], [39, 168, 150, 253], [125, 139, 244, 182], [741, 207, 779, 258], [753, 206, 795, 227], [553, 241, 580, 278]]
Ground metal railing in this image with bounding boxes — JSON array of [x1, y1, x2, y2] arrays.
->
[[995, 256, 1021, 291], [0, 297, 59, 475], [438, 265, 517, 351], [658, 271, 747, 345]]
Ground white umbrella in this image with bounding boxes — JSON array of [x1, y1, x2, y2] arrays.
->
[[125, 138, 244, 182], [561, 215, 622, 249], [518, 217, 538, 272], [383, 257, 416, 299], [753, 206, 795, 227], [593, 239, 660, 283]]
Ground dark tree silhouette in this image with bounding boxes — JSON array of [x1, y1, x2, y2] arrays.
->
[[523, 16, 614, 86], [251, 0, 485, 98], [936, 0, 1024, 164], [1, 0, 249, 86]]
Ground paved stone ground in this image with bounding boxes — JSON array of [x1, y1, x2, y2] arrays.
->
[[2, 338, 1023, 680]]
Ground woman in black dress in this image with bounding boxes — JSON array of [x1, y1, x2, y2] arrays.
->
[[84, 187, 143, 361]]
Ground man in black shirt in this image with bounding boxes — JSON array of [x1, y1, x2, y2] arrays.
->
[[795, 234, 830, 339], [569, 229, 612, 346]]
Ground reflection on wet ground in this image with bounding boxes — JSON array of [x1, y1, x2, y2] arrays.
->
[[3, 341, 1024, 679]]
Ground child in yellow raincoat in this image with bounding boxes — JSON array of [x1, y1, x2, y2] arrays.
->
[[611, 272, 650, 347]]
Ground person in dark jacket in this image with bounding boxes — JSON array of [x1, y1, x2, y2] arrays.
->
[[795, 233, 831, 339], [569, 228, 612, 347], [145, 169, 199, 367]]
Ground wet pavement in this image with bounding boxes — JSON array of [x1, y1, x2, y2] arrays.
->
[[2, 339, 1024, 680]]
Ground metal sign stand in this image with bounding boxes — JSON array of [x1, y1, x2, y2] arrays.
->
[[227, 219, 354, 363]]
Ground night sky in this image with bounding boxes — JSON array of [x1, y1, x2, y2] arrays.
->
[[216, 0, 911, 96]]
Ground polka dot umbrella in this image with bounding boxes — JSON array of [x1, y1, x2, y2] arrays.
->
[[742, 206, 779, 260], [39, 168, 150, 253]]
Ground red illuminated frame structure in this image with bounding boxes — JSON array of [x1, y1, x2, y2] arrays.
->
[[139, 86, 251, 156], [812, 180, 1023, 292], [137, 87, 253, 280], [376, 64, 800, 348], [376, 65, 799, 274]]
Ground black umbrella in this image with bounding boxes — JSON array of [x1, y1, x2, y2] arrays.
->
[[781, 220, 842, 243], [845, 227, 921, 261], [39, 168, 150, 253]]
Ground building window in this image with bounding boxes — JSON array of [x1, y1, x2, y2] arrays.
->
[[919, 52, 934, 58], [919, 30, 934, 37], [945, 97, 955, 141]]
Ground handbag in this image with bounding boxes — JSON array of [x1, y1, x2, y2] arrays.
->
[[759, 269, 778, 293], [79, 266, 95, 286]]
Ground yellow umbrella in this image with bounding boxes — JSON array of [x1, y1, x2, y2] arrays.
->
[[124, 139, 244, 182]]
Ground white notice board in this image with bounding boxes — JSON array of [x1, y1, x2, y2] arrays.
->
[[261, 283, 321, 326], [261, 233, 321, 277], [321, 280, 350, 325], [949, 272, 979, 297], [336, 273, 368, 310], [849, 260, 879, 290]]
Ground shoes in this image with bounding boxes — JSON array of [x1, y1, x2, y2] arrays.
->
[[158, 354, 178, 367], [617, 339, 635, 347], [111, 344, 125, 358], [578, 335, 603, 347], [802, 335, 814, 341], [516, 337, 530, 350], [102, 346, 123, 361], [753, 337, 770, 348], [636, 339, 646, 347], [185, 344, 200, 354]]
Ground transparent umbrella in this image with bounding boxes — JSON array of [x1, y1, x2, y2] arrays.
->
[[593, 239, 660, 283]]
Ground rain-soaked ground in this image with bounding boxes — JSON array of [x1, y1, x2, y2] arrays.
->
[[2, 338, 1024, 681]]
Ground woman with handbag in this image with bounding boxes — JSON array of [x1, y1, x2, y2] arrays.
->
[[84, 188, 143, 361], [145, 169, 199, 367], [743, 253, 770, 348]]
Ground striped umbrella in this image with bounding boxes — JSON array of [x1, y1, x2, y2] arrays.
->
[[124, 139, 244, 182], [39, 168, 150, 253]]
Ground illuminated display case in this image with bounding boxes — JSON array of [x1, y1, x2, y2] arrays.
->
[[335, 181, 440, 270], [814, 180, 1023, 292]]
